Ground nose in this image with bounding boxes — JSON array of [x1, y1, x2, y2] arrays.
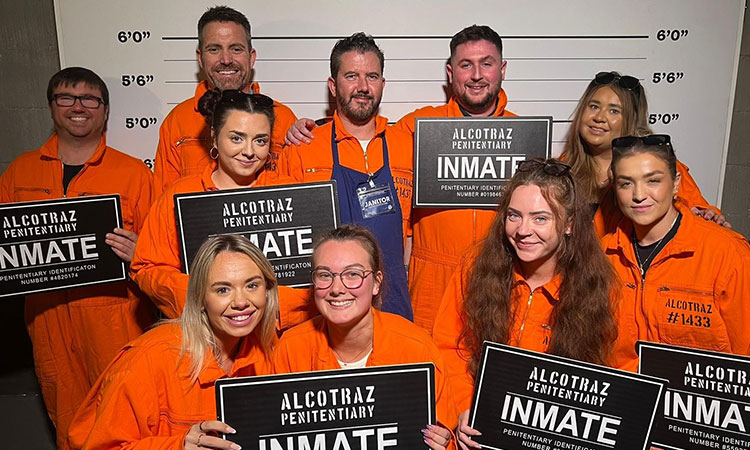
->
[[328, 274, 348, 295], [231, 292, 250, 310], [471, 64, 482, 81], [593, 108, 606, 123], [632, 182, 647, 202], [70, 98, 86, 111], [516, 217, 533, 236], [356, 76, 369, 92], [219, 49, 233, 65]]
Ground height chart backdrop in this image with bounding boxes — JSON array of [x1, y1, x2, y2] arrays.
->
[[54, 0, 745, 205]]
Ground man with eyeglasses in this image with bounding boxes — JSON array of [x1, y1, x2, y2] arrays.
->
[[152, 5, 298, 196], [0, 67, 156, 450]]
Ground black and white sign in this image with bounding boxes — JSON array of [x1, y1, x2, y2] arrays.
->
[[414, 117, 552, 208], [174, 181, 339, 287], [0, 195, 126, 298], [470, 342, 666, 450], [638, 341, 750, 450], [215, 363, 435, 450]]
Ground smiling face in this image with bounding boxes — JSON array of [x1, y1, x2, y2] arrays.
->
[[204, 251, 267, 353], [505, 184, 567, 275], [447, 39, 506, 116], [578, 86, 624, 155], [197, 21, 256, 91], [212, 110, 271, 187], [50, 82, 108, 140], [329, 50, 384, 125], [312, 239, 381, 330], [613, 152, 681, 240]]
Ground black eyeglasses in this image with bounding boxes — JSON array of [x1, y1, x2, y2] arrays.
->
[[594, 72, 641, 91], [52, 94, 106, 109], [611, 134, 671, 149], [312, 269, 375, 290], [221, 90, 274, 108], [517, 159, 572, 177]]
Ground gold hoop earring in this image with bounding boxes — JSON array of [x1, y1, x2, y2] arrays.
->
[[209, 146, 218, 160]]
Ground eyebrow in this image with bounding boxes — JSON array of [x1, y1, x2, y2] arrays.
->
[[210, 275, 262, 287], [313, 264, 367, 271], [507, 207, 552, 216]]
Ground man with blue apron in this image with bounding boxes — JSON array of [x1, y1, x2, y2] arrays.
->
[[283, 33, 414, 320]]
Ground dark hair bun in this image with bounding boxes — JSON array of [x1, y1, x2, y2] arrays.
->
[[197, 88, 223, 122]]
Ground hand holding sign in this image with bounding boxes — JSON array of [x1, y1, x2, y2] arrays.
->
[[456, 409, 482, 450], [105, 227, 138, 262], [184, 420, 239, 450]]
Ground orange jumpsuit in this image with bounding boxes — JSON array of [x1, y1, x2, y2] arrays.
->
[[153, 80, 298, 195], [601, 202, 750, 370], [433, 255, 639, 413], [284, 111, 414, 244], [392, 90, 516, 332], [593, 159, 716, 236], [0, 134, 157, 450], [273, 308, 459, 442], [131, 163, 308, 320], [68, 322, 273, 450]]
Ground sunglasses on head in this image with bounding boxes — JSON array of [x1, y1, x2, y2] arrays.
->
[[516, 159, 572, 177], [220, 90, 274, 108], [611, 134, 671, 149], [594, 72, 641, 95]]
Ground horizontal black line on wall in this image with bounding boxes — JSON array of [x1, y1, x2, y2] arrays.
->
[[163, 35, 648, 40], [165, 56, 647, 62]]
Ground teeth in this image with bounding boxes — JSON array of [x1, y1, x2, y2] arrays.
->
[[229, 314, 250, 321], [70, 117, 87, 121], [330, 300, 353, 307]]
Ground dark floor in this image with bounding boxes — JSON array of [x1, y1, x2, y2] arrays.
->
[[0, 298, 57, 450]]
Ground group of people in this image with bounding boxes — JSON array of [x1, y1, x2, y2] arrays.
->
[[1, 5, 748, 450]]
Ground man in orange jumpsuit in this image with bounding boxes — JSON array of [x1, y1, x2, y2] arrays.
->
[[284, 33, 415, 320], [0, 67, 156, 450], [153, 5, 297, 195], [285, 26, 515, 332]]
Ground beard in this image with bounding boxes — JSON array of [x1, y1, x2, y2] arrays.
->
[[456, 83, 501, 115], [206, 63, 251, 91], [339, 91, 381, 124]]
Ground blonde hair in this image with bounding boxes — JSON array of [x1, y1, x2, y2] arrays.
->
[[179, 235, 279, 382]]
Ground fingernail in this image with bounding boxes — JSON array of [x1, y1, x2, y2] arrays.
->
[[421, 428, 428, 434], [227, 426, 237, 434], [230, 445, 241, 450]]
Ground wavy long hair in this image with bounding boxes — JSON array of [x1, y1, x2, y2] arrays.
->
[[180, 234, 279, 383], [560, 72, 650, 203], [461, 159, 618, 376]]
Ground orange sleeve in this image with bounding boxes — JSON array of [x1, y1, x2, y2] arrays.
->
[[716, 238, 750, 355], [130, 164, 155, 234], [68, 348, 187, 450], [393, 110, 417, 136], [276, 286, 316, 333], [676, 159, 717, 212], [130, 189, 187, 319], [0, 160, 17, 203], [432, 262, 475, 413], [153, 116, 183, 198]]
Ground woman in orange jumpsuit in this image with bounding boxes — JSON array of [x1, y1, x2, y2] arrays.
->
[[273, 225, 458, 450], [69, 234, 278, 450], [131, 89, 310, 323], [559, 71, 725, 234], [432, 159, 635, 449], [602, 135, 750, 364]]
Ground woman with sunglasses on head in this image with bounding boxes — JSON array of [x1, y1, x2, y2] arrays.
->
[[432, 158, 636, 449], [560, 71, 726, 234], [69, 235, 278, 450], [273, 225, 458, 450], [601, 135, 750, 368], [131, 90, 312, 325]]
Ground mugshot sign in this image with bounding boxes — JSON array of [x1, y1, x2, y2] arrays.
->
[[414, 116, 552, 208], [215, 363, 435, 449], [638, 341, 750, 450], [470, 342, 666, 450], [174, 181, 339, 287], [0, 195, 126, 298]]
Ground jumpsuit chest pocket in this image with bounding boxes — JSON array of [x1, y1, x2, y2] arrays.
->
[[176, 137, 211, 177], [656, 285, 729, 351], [13, 186, 54, 202]]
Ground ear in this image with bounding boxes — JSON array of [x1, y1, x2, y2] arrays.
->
[[445, 62, 454, 85], [371, 271, 383, 297], [500, 59, 508, 81], [196, 47, 205, 73], [327, 76, 336, 99], [673, 171, 682, 197], [249, 47, 257, 70]]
